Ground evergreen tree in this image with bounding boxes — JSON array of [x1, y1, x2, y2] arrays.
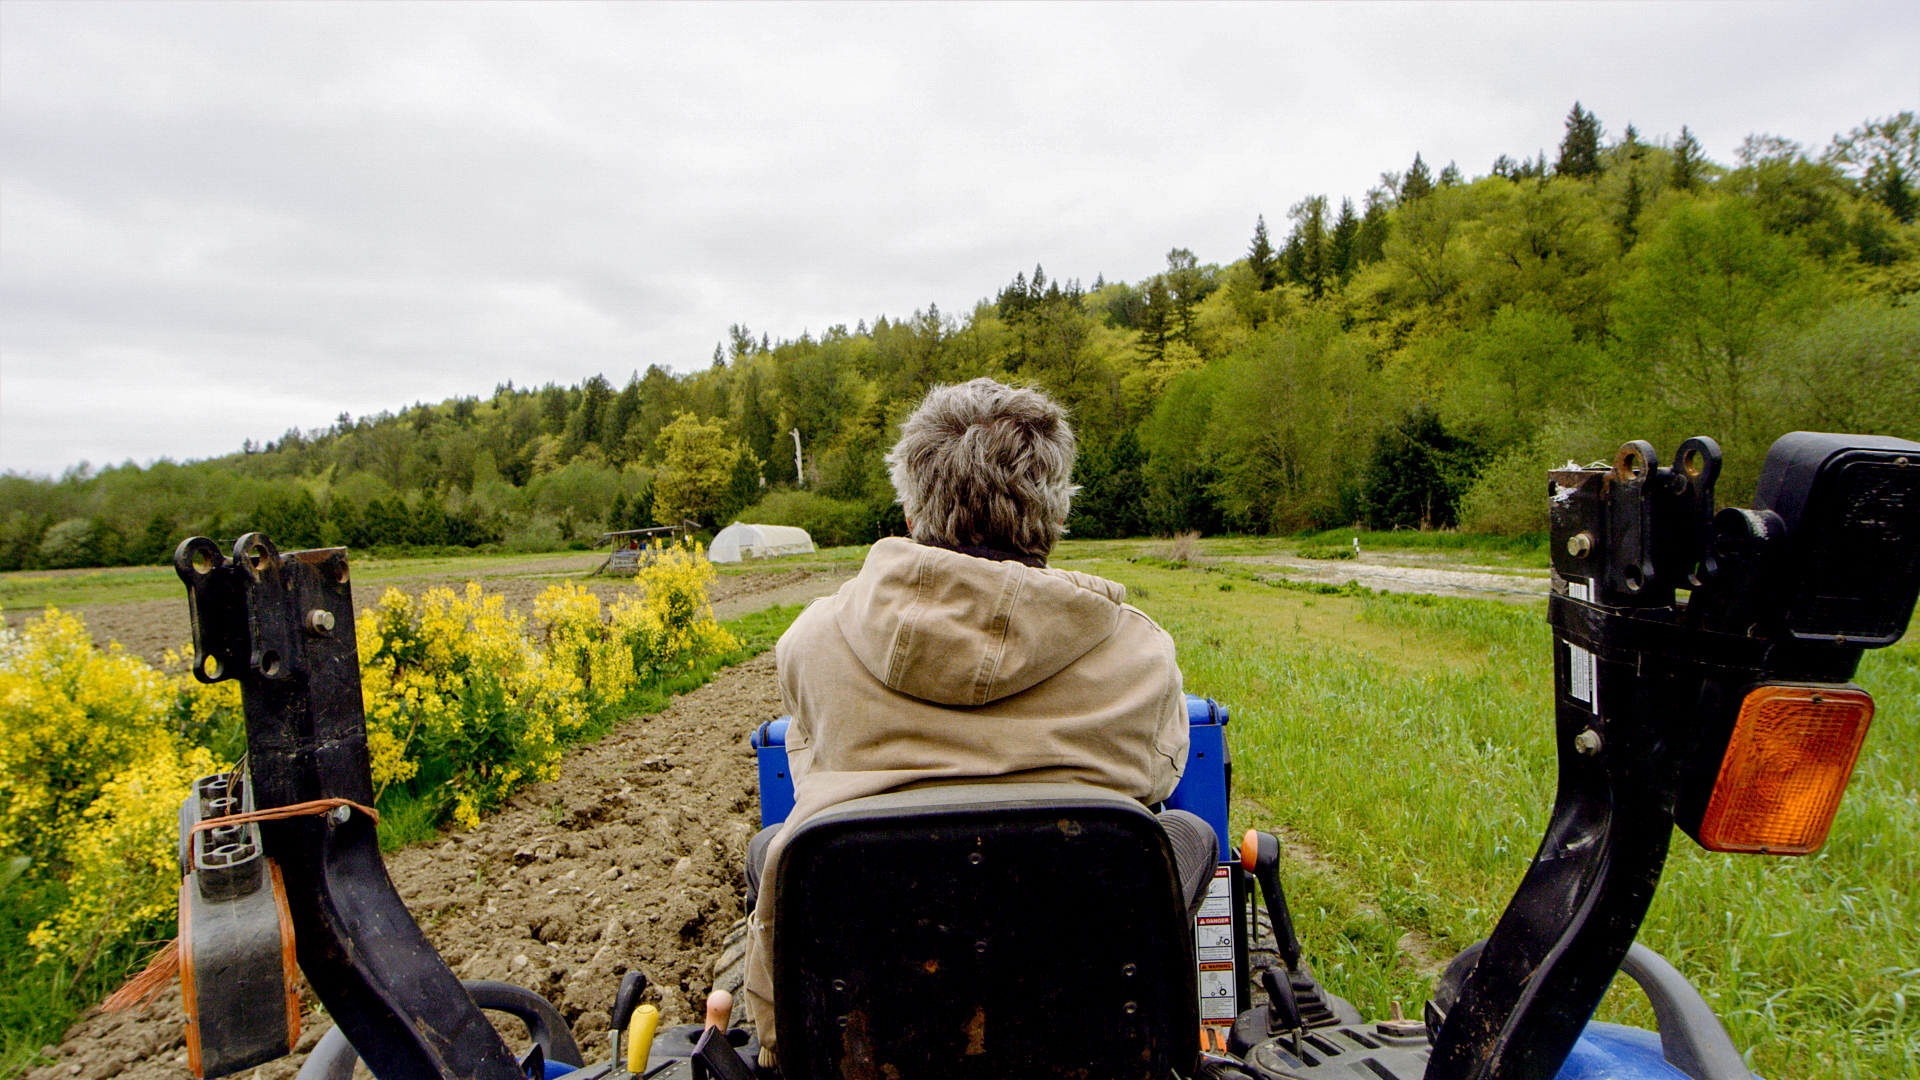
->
[[739, 366, 782, 482], [1492, 154, 1520, 181], [1138, 277, 1173, 362], [1621, 123, 1646, 160], [1880, 169, 1917, 225], [128, 512, 175, 565], [538, 383, 570, 434], [1165, 248, 1207, 345], [1556, 102, 1604, 179], [1438, 161, 1463, 187], [1359, 407, 1483, 530], [1328, 198, 1360, 283], [1671, 126, 1704, 191], [728, 324, 756, 361], [1401, 153, 1434, 202], [1287, 196, 1330, 299], [607, 373, 642, 459], [1616, 169, 1646, 251], [1353, 190, 1393, 265], [1247, 215, 1278, 290]]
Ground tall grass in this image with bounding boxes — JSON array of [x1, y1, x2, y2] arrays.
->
[[1071, 556, 1917, 1080]]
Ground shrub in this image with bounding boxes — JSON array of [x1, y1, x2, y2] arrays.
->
[[0, 613, 224, 973], [36, 519, 97, 570], [357, 584, 583, 829], [25, 746, 213, 971], [736, 489, 871, 547], [0, 612, 178, 866], [534, 543, 738, 723]]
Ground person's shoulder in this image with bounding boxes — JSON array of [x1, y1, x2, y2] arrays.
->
[[1033, 565, 1127, 605]]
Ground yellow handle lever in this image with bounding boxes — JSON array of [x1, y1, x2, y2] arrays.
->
[[627, 1003, 659, 1074]]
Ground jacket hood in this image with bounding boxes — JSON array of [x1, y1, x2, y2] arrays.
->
[[833, 537, 1127, 707]]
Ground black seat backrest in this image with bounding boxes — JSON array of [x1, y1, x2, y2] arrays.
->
[[772, 783, 1199, 1080]]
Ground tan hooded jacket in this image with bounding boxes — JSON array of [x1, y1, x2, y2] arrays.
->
[[742, 537, 1188, 1049]]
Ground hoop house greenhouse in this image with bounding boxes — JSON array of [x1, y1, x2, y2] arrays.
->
[[708, 522, 816, 563]]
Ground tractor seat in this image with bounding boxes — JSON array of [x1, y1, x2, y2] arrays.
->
[[771, 783, 1200, 1080]]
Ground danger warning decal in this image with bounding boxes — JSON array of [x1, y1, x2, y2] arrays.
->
[[1195, 864, 1236, 1022]]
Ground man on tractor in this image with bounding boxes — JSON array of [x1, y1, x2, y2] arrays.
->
[[739, 377, 1217, 1062]]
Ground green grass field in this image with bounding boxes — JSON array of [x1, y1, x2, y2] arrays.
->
[[1053, 554, 1919, 1080]]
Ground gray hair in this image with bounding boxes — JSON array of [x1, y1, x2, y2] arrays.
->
[[887, 378, 1079, 557]]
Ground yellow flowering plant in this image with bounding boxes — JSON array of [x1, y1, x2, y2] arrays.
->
[[626, 541, 738, 680], [0, 611, 224, 969], [26, 745, 214, 971], [2, 546, 743, 976], [356, 583, 581, 829], [533, 542, 736, 725], [0, 611, 179, 866]]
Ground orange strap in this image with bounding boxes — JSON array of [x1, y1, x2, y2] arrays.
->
[[189, 796, 379, 836], [108, 798, 375, 1014]]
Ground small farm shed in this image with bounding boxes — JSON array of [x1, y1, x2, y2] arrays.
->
[[709, 522, 816, 563], [594, 525, 688, 575]]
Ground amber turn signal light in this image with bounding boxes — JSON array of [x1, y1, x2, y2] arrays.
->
[[1695, 684, 1874, 855]]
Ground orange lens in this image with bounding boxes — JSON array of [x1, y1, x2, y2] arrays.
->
[[1696, 684, 1874, 855]]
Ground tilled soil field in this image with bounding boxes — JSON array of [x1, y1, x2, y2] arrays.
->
[[10, 564, 850, 671], [27, 652, 786, 1080]]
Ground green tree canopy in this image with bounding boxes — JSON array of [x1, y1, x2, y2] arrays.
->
[[651, 413, 744, 528]]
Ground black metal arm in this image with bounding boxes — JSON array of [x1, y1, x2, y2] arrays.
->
[[177, 534, 524, 1080], [1428, 433, 1920, 1080]]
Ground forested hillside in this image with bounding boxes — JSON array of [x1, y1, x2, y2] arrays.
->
[[4, 106, 1916, 570]]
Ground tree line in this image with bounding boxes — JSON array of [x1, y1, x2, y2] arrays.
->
[[3, 105, 1915, 569]]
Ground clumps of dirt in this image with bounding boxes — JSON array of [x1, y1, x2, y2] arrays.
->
[[25, 654, 786, 1079]]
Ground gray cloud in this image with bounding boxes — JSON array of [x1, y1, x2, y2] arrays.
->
[[3, 0, 1915, 475]]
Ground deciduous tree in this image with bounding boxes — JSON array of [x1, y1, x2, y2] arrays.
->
[[651, 413, 744, 528]]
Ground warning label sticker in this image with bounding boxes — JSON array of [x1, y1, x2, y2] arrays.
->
[[1198, 964, 1237, 1020], [1195, 866, 1237, 1021], [1568, 642, 1598, 715]]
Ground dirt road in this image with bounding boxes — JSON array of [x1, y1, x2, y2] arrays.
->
[[1229, 552, 1550, 603]]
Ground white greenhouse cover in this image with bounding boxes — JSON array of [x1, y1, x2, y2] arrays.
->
[[709, 522, 816, 563]]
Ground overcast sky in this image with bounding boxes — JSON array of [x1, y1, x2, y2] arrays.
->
[[2, 2, 1915, 478]]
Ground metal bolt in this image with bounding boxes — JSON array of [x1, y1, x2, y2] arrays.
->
[[1574, 729, 1603, 756], [1566, 532, 1595, 558], [305, 609, 336, 635], [329, 805, 352, 824]]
